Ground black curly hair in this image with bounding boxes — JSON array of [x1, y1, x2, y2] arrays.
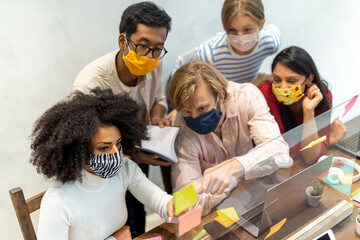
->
[[30, 88, 148, 183]]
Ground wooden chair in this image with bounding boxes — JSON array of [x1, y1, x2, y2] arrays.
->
[[9, 187, 46, 240]]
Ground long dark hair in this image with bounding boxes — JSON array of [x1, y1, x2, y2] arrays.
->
[[271, 46, 330, 131]]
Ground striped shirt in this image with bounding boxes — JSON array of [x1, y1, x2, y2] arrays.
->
[[171, 82, 288, 215], [176, 24, 281, 83]]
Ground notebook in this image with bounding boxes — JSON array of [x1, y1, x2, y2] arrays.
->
[[215, 155, 334, 238], [335, 115, 360, 158]]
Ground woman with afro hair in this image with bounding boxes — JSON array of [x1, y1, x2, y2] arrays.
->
[[30, 88, 174, 240]]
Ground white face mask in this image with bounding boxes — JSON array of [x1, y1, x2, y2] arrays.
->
[[228, 32, 259, 52]]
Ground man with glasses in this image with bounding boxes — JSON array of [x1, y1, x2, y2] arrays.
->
[[72, 2, 172, 238]]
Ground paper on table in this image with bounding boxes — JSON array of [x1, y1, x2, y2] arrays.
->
[[299, 135, 326, 151], [322, 164, 352, 196], [173, 181, 198, 215], [177, 206, 202, 236], [264, 218, 287, 239], [342, 94, 358, 118]]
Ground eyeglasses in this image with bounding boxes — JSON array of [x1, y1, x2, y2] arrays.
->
[[126, 37, 168, 60]]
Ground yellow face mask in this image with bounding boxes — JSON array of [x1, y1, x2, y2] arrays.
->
[[123, 49, 160, 76], [272, 83, 305, 105]]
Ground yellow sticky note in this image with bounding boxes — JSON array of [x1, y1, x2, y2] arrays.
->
[[299, 135, 327, 151], [172, 181, 198, 215], [264, 218, 287, 239], [340, 174, 353, 185], [215, 216, 239, 228], [216, 207, 240, 222]]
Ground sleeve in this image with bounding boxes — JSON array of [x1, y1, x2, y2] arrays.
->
[[152, 62, 168, 110], [126, 160, 173, 221], [171, 128, 239, 216], [258, 81, 285, 134], [235, 84, 290, 179], [37, 189, 72, 240], [72, 65, 110, 94], [261, 24, 281, 54]]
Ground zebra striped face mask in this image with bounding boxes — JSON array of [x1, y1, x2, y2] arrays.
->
[[89, 149, 124, 179]]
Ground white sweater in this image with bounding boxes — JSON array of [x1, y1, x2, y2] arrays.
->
[[37, 158, 173, 240]]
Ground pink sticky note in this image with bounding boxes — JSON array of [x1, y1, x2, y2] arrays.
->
[[342, 95, 359, 118], [144, 236, 162, 240], [177, 206, 202, 236]]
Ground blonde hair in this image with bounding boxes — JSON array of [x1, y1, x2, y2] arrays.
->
[[167, 61, 229, 111], [221, 0, 264, 31]]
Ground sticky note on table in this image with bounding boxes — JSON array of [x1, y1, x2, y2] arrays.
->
[[177, 206, 202, 236], [192, 229, 207, 240], [264, 218, 287, 239], [342, 94, 358, 118], [216, 207, 240, 222], [299, 135, 326, 151], [215, 216, 237, 228], [144, 236, 162, 240], [172, 181, 198, 215]]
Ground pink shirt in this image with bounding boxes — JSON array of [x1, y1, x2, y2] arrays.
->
[[171, 82, 289, 214]]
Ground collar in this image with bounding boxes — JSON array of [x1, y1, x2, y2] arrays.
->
[[222, 84, 240, 119]]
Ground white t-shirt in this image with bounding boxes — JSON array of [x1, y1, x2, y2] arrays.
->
[[73, 50, 167, 125], [176, 24, 281, 83], [37, 158, 173, 240]]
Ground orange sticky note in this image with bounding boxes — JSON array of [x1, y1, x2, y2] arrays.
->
[[264, 218, 287, 239], [173, 181, 198, 215], [215, 216, 238, 228], [299, 135, 326, 151], [178, 206, 202, 236]]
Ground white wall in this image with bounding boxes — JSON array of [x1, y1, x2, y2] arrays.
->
[[1, 0, 359, 238]]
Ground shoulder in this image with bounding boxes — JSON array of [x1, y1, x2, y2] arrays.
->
[[41, 182, 74, 209], [258, 24, 281, 51], [117, 157, 145, 180], [200, 32, 228, 52], [228, 81, 262, 99], [73, 50, 118, 91], [262, 24, 281, 37], [258, 81, 273, 96]]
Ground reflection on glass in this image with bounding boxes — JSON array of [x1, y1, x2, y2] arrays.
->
[[175, 95, 360, 239]]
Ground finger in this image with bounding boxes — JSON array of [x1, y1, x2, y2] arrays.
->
[[209, 180, 222, 195], [217, 182, 230, 195], [164, 119, 171, 126], [198, 175, 210, 194], [157, 120, 165, 128]]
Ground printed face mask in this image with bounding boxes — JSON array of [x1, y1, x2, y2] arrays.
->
[[272, 83, 305, 105], [89, 148, 123, 178], [183, 96, 223, 135], [228, 32, 259, 52], [123, 48, 160, 76]]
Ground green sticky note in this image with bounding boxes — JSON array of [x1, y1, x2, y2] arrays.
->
[[192, 229, 207, 240], [172, 181, 198, 215], [322, 164, 353, 196], [216, 207, 240, 222]]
